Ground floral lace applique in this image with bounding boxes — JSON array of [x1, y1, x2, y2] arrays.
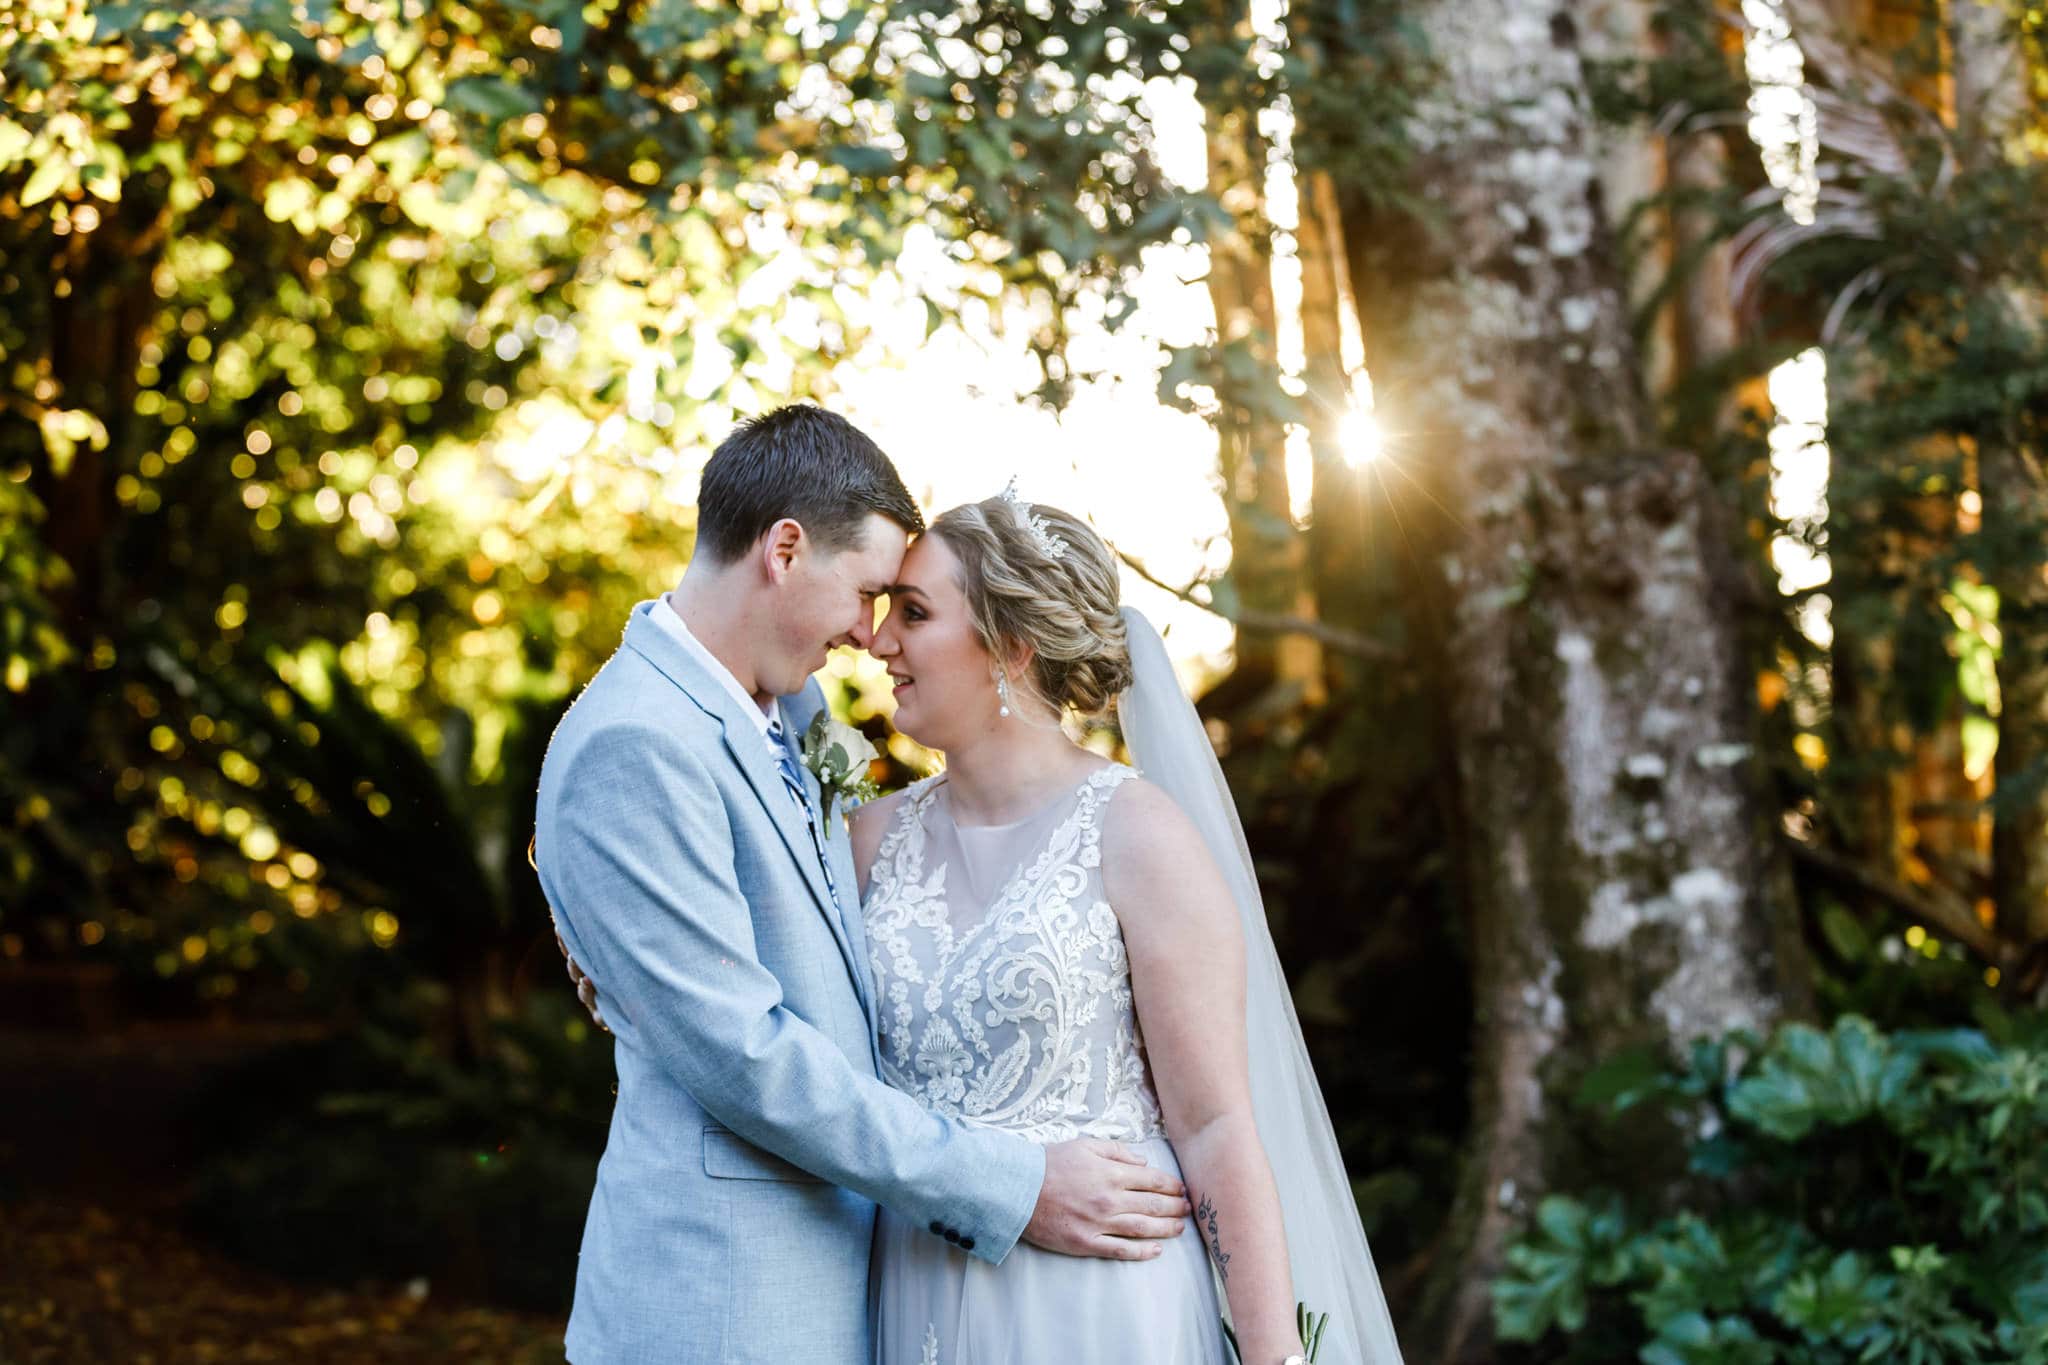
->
[[863, 766, 1165, 1144]]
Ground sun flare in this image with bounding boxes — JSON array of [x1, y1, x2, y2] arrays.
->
[[1339, 408, 1385, 466]]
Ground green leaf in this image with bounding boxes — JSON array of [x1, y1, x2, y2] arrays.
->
[[1775, 1251, 1883, 1342], [263, 176, 316, 224], [0, 120, 33, 172], [1728, 1016, 1919, 1140], [1205, 574, 1241, 622], [21, 155, 71, 207], [826, 143, 898, 178], [90, 3, 151, 39], [446, 78, 542, 124], [1819, 904, 1872, 964], [440, 167, 477, 204], [1579, 1043, 1669, 1113]]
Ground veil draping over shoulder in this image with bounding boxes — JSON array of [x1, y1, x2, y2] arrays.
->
[[1116, 605, 1405, 1365]]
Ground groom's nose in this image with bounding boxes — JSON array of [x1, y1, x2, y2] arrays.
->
[[843, 611, 875, 652]]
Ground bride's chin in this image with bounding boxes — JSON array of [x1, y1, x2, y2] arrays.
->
[[888, 703, 945, 750], [891, 711, 931, 746]]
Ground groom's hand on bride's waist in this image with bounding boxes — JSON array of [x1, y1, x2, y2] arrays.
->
[[549, 926, 1192, 1258], [1023, 1138, 1192, 1260]]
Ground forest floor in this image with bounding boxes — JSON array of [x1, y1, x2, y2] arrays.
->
[[0, 1023, 568, 1363], [0, 1198, 568, 1364]]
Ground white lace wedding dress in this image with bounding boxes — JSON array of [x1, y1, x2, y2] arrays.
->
[[862, 763, 1232, 1365]]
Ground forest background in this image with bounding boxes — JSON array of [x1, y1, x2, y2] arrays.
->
[[2, 0, 2047, 1361]]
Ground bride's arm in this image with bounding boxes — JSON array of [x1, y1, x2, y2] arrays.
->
[[1105, 779, 1300, 1365]]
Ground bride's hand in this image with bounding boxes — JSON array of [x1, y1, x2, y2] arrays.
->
[[555, 923, 608, 1032], [1022, 1138, 1192, 1260]]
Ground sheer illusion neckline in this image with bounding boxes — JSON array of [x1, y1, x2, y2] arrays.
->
[[908, 762, 1131, 919], [934, 761, 1119, 833]]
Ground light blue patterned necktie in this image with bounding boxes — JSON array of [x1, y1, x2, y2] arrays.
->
[[766, 718, 843, 913]]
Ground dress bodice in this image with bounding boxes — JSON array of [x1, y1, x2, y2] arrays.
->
[[862, 763, 1166, 1144]]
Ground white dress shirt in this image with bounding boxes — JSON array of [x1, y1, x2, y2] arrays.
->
[[649, 595, 780, 753]]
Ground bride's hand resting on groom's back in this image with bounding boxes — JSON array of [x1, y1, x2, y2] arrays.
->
[[554, 929, 1191, 1261], [556, 924, 606, 1031]]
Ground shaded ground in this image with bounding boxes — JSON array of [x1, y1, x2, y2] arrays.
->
[[0, 1023, 570, 1363], [0, 1199, 567, 1364]]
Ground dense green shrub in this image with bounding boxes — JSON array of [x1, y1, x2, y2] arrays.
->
[[191, 993, 613, 1311], [1493, 1015, 2048, 1365]]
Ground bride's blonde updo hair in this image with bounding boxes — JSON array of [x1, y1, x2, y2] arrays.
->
[[926, 494, 1132, 718]]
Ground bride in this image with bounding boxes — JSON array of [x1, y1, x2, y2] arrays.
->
[[849, 487, 1401, 1365]]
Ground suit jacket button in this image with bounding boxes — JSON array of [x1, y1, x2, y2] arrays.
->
[[929, 1220, 945, 1236], [943, 1228, 961, 1244], [959, 1236, 975, 1251]]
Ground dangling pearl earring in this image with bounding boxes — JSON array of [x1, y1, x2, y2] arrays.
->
[[996, 669, 1012, 718]]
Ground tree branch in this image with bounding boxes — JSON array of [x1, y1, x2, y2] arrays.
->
[[1783, 834, 2020, 969], [1115, 550, 1396, 661]]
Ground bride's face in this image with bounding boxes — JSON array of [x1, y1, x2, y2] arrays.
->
[[870, 533, 1002, 748]]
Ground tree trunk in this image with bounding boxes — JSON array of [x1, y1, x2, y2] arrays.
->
[[1949, 0, 2030, 138], [1202, 88, 1324, 705], [1296, 168, 1369, 685], [1955, 0, 2048, 942], [1985, 442, 2048, 941], [1345, 4, 1809, 1358], [31, 211, 157, 643]]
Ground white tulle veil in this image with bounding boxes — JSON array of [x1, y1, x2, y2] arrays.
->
[[1115, 605, 1404, 1365]]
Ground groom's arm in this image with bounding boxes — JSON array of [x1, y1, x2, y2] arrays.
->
[[542, 717, 1038, 1263]]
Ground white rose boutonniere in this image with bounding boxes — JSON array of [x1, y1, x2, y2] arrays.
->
[[800, 711, 881, 827]]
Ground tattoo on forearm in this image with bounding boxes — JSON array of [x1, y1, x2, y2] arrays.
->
[[1196, 1192, 1231, 1283]]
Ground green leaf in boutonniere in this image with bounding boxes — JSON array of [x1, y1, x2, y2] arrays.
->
[[800, 710, 881, 826]]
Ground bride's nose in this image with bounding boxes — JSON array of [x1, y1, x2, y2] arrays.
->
[[870, 618, 900, 659]]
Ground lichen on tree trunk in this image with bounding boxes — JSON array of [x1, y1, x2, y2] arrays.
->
[[1346, 2, 1809, 1357]]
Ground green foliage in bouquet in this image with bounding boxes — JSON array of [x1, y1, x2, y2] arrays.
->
[[1222, 1300, 1332, 1363], [1493, 1015, 2048, 1365]]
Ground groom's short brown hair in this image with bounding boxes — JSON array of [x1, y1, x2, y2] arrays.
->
[[694, 405, 924, 564]]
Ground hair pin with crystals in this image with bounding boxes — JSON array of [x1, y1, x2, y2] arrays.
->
[[997, 476, 1070, 560]]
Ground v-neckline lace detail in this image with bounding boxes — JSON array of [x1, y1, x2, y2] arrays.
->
[[862, 763, 1165, 1142]]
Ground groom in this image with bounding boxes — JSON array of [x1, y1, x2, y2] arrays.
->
[[533, 405, 1191, 1365]]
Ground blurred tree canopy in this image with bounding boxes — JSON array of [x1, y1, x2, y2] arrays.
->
[[2, 0, 2046, 1357], [0, 0, 1231, 1036]]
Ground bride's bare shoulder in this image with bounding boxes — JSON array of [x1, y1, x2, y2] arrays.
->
[[1100, 772, 1235, 931], [1101, 773, 1210, 873]]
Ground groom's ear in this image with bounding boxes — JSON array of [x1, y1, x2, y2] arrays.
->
[[758, 517, 806, 582]]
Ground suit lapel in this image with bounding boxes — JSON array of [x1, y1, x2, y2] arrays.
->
[[621, 604, 867, 1007], [778, 698, 877, 1033]]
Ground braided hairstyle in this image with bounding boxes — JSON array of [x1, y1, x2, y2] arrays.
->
[[925, 496, 1132, 719]]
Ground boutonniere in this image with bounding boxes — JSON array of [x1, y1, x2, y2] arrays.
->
[[800, 711, 881, 827]]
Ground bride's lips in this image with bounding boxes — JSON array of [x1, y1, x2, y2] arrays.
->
[[889, 672, 914, 693]]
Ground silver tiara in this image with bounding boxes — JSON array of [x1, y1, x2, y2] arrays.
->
[[998, 476, 1069, 560]]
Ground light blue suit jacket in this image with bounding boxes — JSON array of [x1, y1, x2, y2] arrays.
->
[[535, 600, 1045, 1365]]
